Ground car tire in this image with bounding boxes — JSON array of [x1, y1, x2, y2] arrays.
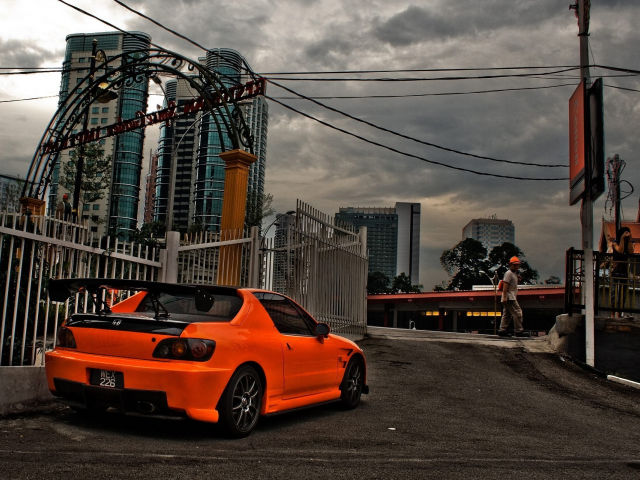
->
[[340, 358, 364, 409], [218, 365, 262, 438]]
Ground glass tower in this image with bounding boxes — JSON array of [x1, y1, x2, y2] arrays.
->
[[52, 31, 151, 237], [154, 48, 268, 233]]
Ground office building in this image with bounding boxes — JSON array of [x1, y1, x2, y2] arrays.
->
[[143, 150, 158, 224], [336, 203, 421, 284], [154, 48, 268, 233], [51, 31, 151, 236], [0, 174, 26, 214], [462, 216, 515, 251]]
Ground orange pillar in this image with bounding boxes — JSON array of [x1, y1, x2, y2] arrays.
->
[[217, 149, 257, 286]]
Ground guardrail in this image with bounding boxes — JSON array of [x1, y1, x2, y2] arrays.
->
[[565, 247, 640, 314]]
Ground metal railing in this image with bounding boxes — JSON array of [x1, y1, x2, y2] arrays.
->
[[0, 212, 160, 366], [565, 247, 640, 314], [260, 201, 368, 339], [0, 201, 369, 367]]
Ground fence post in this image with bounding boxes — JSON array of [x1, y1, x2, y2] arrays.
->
[[584, 248, 595, 367], [160, 231, 180, 284], [247, 226, 260, 288], [359, 226, 367, 256]]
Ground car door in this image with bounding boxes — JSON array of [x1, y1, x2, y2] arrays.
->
[[254, 293, 337, 400]]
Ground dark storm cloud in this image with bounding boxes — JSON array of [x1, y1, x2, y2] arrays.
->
[[0, 39, 60, 67], [372, 1, 561, 47]]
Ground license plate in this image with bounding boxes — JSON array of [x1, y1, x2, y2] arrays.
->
[[90, 369, 124, 389]]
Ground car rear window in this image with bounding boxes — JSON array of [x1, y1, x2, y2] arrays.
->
[[135, 292, 243, 322]]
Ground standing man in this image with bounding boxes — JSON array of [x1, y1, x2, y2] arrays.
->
[[55, 194, 72, 221], [498, 256, 530, 338]]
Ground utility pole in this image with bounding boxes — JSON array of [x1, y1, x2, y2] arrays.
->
[[571, 0, 595, 367], [72, 39, 98, 220]]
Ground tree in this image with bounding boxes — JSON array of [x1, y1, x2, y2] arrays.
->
[[544, 275, 562, 285], [59, 143, 112, 208], [129, 221, 166, 249], [245, 192, 275, 229], [487, 242, 539, 285], [440, 238, 490, 290], [367, 271, 390, 294], [390, 272, 423, 293]]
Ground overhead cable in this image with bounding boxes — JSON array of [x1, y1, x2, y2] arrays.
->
[[267, 78, 567, 168], [265, 95, 568, 181]]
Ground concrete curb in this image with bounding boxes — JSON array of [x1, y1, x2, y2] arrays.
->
[[0, 366, 54, 414], [607, 375, 640, 390]]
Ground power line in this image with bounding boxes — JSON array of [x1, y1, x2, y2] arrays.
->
[[257, 66, 581, 75], [265, 95, 567, 181], [262, 68, 581, 82], [267, 79, 567, 168], [69, 1, 568, 180], [270, 83, 577, 99], [0, 95, 58, 103]]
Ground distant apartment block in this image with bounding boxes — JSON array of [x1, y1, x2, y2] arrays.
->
[[462, 216, 515, 251], [336, 203, 420, 285]]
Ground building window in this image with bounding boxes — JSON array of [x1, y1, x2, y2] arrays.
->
[[83, 204, 90, 211], [76, 78, 82, 84], [93, 204, 100, 210], [99, 140, 106, 145], [90, 118, 98, 125], [102, 107, 109, 113], [92, 107, 99, 114], [101, 118, 108, 124], [79, 57, 86, 63], [91, 226, 98, 232], [82, 215, 89, 221]]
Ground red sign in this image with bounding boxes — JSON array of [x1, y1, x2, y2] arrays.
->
[[569, 80, 585, 189], [43, 78, 266, 154]]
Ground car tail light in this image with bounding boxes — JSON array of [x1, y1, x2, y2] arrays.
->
[[56, 327, 77, 349], [153, 339, 215, 361]]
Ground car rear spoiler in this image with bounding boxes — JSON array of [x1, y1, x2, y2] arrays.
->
[[48, 278, 238, 303]]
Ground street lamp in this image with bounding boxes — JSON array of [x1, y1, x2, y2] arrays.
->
[[481, 270, 500, 335], [260, 211, 296, 250]]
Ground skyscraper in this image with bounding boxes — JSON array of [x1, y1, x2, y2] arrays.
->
[[52, 31, 151, 236], [154, 48, 268, 232], [336, 202, 421, 284], [462, 216, 515, 251]]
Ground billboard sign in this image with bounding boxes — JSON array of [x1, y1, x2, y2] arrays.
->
[[569, 80, 586, 205]]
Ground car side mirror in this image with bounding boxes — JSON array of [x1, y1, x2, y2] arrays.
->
[[315, 323, 330, 337]]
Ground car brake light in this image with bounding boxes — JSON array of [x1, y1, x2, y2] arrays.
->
[[153, 338, 215, 361], [190, 341, 207, 359], [56, 327, 77, 349]]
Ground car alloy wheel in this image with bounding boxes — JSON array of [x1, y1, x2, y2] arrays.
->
[[219, 365, 262, 438], [340, 358, 363, 409]]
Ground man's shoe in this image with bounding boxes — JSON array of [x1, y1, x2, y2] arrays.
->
[[497, 330, 512, 337], [515, 331, 531, 338]]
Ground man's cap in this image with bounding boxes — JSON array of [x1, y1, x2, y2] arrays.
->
[[509, 256, 521, 264], [62, 194, 69, 200]]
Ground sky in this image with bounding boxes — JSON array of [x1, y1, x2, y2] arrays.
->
[[1, 0, 639, 289]]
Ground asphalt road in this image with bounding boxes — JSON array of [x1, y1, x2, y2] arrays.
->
[[2, 331, 640, 479]]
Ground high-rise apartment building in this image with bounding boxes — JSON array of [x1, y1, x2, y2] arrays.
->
[[51, 31, 151, 235], [336, 202, 421, 285], [154, 48, 268, 232], [143, 150, 158, 224], [462, 216, 515, 251]]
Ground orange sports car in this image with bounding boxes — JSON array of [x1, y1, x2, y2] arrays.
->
[[45, 279, 368, 437]]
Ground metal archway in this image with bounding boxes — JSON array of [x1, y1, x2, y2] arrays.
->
[[22, 46, 257, 201]]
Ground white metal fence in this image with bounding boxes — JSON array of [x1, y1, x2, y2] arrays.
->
[[0, 201, 368, 367], [0, 212, 160, 366], [260, 201, 368, 339]]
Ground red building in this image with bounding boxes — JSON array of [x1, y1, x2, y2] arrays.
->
[[367, 286, 564, 334]]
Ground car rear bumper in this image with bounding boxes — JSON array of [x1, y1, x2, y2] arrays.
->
[[46, 349, 231, 423]]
